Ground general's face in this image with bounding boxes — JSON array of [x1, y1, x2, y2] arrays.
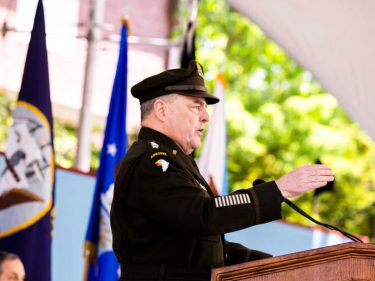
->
[[0, 259, 25, 281], [165, 95, 209, 154]]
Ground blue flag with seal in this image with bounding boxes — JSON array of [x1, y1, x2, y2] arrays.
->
[[84, 19, 129, 281], [0, 1, 54, 281]]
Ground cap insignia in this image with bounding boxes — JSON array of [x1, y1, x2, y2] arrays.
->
[[196, 62, 204, 78]]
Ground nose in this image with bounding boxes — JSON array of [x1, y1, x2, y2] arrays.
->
[[201, 106, 209, 123]]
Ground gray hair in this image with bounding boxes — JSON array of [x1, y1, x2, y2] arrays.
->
[[140, 93, 178, 121], [0, 251, 21, 273]]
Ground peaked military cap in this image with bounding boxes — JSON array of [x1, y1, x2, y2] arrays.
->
[[131, 60, 220, 104]]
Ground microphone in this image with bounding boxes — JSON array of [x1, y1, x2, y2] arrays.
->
[[253, 179, 363, 243], [252, 179, 266, 186]]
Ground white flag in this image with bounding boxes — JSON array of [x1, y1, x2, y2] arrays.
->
[[198, 75, 227, 195]]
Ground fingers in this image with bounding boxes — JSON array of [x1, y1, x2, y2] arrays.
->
[[306, 181, 331, 189], [306, 165, 334, 183], [276, 164, 335, 198], [302, 165, 334, 189], [303, 164, 333, 174], [307, 175, 334, 182]]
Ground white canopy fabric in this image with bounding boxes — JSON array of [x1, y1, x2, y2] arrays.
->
[[227, 0, 375, 141]]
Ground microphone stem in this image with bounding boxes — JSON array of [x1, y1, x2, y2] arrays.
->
[[283, 198, 363, 243]]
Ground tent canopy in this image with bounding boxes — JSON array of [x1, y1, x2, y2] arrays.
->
[[228, 0, 375, 141]]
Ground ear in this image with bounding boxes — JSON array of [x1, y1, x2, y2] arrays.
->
[[153, 99, 167, 122]]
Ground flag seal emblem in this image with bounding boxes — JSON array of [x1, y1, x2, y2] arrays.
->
[[0, 102, 54, 238]]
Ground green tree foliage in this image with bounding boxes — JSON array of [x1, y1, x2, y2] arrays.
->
[[0, 93, 14, 152], [190, 0, 375, 239]]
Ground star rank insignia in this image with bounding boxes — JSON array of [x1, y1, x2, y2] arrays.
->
[[150, 141, 159, 149]]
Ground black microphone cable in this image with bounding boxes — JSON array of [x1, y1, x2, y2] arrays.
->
[[253, 179, 363, 243], [283, 197, 363, 243]]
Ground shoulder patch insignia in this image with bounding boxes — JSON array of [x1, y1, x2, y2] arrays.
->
[[150, 141, 159, 149], [150, 150, 169, 172], [155, 159, 169, 172], [150, 152, 167, 159]]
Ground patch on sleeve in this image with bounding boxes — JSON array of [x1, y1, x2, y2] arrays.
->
[[150, 151, 169, 172], [214, 193, 251, 208]]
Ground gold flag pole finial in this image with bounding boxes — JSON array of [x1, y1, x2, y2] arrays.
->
[[121, 16, 131, 36]]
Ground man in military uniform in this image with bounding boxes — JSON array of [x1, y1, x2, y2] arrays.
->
[[110, 60, 334, 281]]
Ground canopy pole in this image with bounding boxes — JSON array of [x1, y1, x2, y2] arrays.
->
[[75, 0, 106, 172]]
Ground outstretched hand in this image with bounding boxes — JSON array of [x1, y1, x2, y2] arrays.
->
[[275, 164, 334, 198]]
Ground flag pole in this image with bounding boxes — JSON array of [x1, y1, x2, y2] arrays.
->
[[82, 241, 96, 281]]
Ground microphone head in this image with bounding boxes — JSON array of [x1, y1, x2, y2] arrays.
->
[[253, 179, 265, 186]]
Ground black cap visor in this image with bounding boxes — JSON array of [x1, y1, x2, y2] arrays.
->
[[164, 84, 219, 104], [175, 90, 220, 105]]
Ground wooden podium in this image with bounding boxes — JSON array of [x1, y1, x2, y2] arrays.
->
[[211, 242, 375, 281]]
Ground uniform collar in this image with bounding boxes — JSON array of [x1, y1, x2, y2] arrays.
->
[[139, 127, 214, 196], [138, 127, 184, 154]]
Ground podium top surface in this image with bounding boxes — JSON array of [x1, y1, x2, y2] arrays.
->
[[211, 242, 375, 281]]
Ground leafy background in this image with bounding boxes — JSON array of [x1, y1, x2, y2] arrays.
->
[[183, 0, 375, 239]]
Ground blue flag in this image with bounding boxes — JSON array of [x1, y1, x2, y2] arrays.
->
[[0, 1, 54, 281], [84, 20, 128, 281]]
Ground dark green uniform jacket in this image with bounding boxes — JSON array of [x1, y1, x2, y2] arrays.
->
[[110, 127, 283, 279]]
